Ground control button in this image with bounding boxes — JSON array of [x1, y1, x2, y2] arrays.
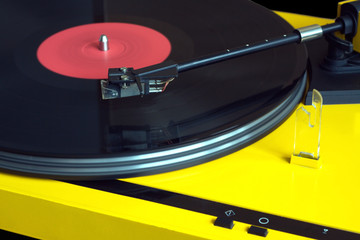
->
[[258, 217, 270, 225], [248, 225, 268, 237], [214, 217, 234, 229]]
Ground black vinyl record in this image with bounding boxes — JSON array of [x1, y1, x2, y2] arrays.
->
[[0, 0, 307, 179]]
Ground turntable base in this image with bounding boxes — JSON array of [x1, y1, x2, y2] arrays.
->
[[1, 13, 360, 240]]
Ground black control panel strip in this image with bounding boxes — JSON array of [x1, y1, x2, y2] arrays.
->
[[67, 180, 360, 240]]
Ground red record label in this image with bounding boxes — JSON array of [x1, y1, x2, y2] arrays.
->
[[37, 23, 172, 79]]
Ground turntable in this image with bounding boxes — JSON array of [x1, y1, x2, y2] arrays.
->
[[0, 0, 360, 239]]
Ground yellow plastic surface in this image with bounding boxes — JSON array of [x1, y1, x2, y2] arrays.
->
[[335, 0, 360, 52], [1, 12, 360, 240], [126, 104, 360, 235], [2, 104, 360, 240]]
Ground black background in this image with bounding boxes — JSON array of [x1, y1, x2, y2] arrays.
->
[[254, 0, 342, 18]]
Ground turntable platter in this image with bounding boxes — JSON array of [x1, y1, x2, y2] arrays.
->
[[0, 0, 307, 179]]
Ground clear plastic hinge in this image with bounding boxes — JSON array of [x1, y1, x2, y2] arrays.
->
[[291, 89, 323, 168]]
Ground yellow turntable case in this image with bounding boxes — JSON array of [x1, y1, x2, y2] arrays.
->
[[0, 11, 359, 240]]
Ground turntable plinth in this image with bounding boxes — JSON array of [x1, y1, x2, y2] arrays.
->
[[0, 8, 359, 240]]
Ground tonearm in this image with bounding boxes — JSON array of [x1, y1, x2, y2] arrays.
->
[[101, 0, 360, 99]]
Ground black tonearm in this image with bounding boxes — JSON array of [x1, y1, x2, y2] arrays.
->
[[101, 1, 360, 100]]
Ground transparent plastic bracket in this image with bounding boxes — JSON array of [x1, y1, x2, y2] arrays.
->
[[101, 80, 119, 100], [291, 89, 323, 168]]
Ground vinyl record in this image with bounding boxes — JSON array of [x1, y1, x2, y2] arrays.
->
[[0, 0, 307, 179]]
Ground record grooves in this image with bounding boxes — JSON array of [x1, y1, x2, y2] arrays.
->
[[0, 76, 306, 179], [0, 0, 308, 179]]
